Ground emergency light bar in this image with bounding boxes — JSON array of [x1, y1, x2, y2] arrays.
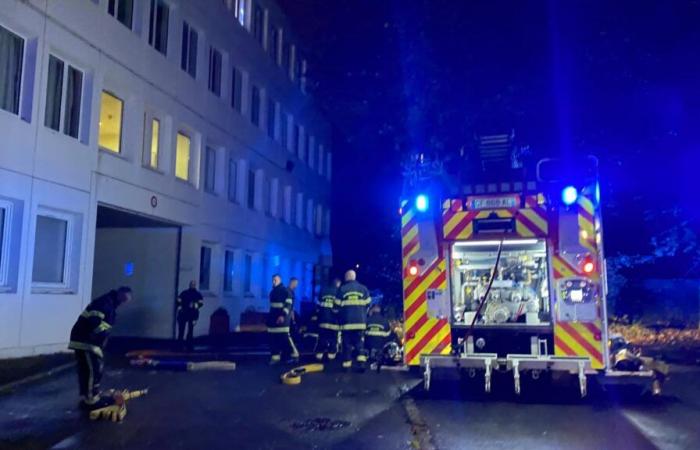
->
[[453, 239, 539, 247]]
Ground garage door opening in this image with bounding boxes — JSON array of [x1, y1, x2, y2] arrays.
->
[[92, 205, 181, 339]]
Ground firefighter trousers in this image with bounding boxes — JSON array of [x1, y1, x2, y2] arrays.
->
[[268, 330, 299, 362], [341, 330, 367, 367], [177, 318, 196, 347], [74, 349, 104, 404], [316, 328, 339, 358]]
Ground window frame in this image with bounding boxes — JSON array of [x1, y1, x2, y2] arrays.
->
[[180, 21, 198, 78], [208, 46, 222, 97], [0, 200, 12, 290], [250, 84, 260, 127], [199, 245, 212, 292], [44, 54, 86, 139], [204, 146, 217, 194], [142, 111, 162, 170], [244, 253, 253, 295], [227, 158, 237, 202], [252, 2, 264, 45], [31, 210, 74, 291], [107, 0, 134, 30], [223, 249, 235, 293], [266, 97, 276, 140], [175, 131, 192, 182], [98, 90, 124, 154], [247, 168, 256, 209], [148, 0, 170, 56], [230, 66, 242, 112], [0, 23, 25, 117]]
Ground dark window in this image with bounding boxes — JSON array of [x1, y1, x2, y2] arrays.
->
[[199, 246, 211, 291], [32, 215, 68, 284], [244, 254, 253, 293], [228, 159, 237, 201], [252, 3, 264, 45], [282, 42, 290, 77], [208, 47, 222, 96], [44, 56, 63, 132], [148, 0, 169, 55], [108, 0, 134, 29], [293, 124, 300, 155], [45, 56, 83, 139], [299, 131, 306, 162], [250, 84, 260, 126], [294, 53, 302, 85], [280, 112, 287, 148], [204, 147, 216, 193], [230, 66, 242, 112], [247, 169, 255, 209], [267, 25, 278, 62], [224, 250, 234, 292], [0, 25, 24, 115], [180, 22, 198, 78], [266, 98, 275, 139]]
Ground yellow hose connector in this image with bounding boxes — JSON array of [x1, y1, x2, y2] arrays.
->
[[281, 364, 324, 385]]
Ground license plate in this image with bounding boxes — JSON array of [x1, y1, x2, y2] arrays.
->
[[468, 195, 519, 210]]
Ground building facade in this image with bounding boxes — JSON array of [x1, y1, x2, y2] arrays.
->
[[0, 0, 332, 357]]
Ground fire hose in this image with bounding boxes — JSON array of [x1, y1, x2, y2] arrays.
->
[[281, 363, 324, 385]]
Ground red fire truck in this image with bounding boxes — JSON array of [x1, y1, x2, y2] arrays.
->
[[400, 133, 664, 396]]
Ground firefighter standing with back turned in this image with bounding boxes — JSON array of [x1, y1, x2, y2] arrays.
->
[[316, 277, 341, 361], [176, 280, 204, 350], [267, 275, 300, 364], [337, 270, 371, 370], [68, 286, 133, 411]]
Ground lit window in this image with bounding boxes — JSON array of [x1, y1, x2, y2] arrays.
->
[[32, 215, 68, 285], [98, 91, 123, 153], [0, 25, 24, 116], [107, 0, 134, 29], [224, 250, 235, 292], [148, 0, 169, 55], [143, 115, 160, 168], [227, 158, 237, 202], [44, 55, 83, 139], [204, 146, 216, 193], [266, 98, 276, 139], [180, 22, 198, 78], [250, 84, 260, 126], [231, 66, 242, 112], [208, 47, 222, 96], [199, 246, 211, 291], [175, 132, 191, 181]]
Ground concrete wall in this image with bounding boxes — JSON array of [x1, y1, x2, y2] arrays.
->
[[0, 0, 332, 357]]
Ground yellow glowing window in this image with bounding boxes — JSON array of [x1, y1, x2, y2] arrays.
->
[[176, 132, 191, 180], [98, 91, 123, 153], [149, 119, 160, 168]]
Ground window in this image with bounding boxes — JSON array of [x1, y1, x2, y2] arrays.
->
[[298, 128, 305, 161], [293, 124, 299, 155], [269, 178, 278, 217], [293, 52, 302, 85], [0, 206, 7, 286], [234, 0, 247, 27], [315, 205, 323, 236], [224, 250, 234, 292], [231, 66, 242, 112], [108, 0, 134, 29], [244, 253, 253, 294], [282, 41, 291, 77], [204, 147, 216, 193], [250, 84, 260, 126], [208, 47, 222, 96], [280, 112, 288, 148], [227, 158, 237, 201], [32, 215, 68, 285], [143, 114, 160, 168], [0, 24, 24, 115], [180, 22, 198, 78], [98, 91, 123, 153], [148, 0, 169, 55], [44, 55, 83, 139], [266, 98, 275, 139], [284, 186, 292, 223], [318, 145, 324, 176], [308, 136, 315, 169], [264, 177, 272, 215], [267, 25, 279, 62], [247, 169, 255, 209], [296, 192, 303, 227], [306, 199, 313, 232], [252, 3, 264, 45], [326, 152, 332, 180], [175, 132, 191, 181], [199, 246, 211, 291]]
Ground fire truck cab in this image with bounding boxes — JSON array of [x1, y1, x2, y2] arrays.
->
[[400, 133, 661, 396]]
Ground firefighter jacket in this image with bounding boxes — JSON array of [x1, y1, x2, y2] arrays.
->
[[176, 287, 204, 321], [267, 284, 293, 332], [68, 291, 121, 358], [318, 285, 339, 330], [365, 313, 392, 350], [336, 280, 371, 331]]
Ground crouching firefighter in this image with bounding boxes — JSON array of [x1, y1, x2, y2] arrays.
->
[[365, 304, 393, 369], [337, 270, 371, 370], [68, 286, 133, 410], [267, 275, 299, 364], [315, 278, 341, 361]]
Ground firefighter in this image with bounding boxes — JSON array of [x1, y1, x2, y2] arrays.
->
[[365, 304, 393, 368], [336, 270, 371, 370], [176, 280, 204, 350], [68, 286, 133, 410], [315, 278, 341, 361], [267, 275, 299, 364]]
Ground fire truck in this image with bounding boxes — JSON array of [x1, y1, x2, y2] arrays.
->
[[400, 132, 664, 396]]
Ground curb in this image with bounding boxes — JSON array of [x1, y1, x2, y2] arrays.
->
[[0, 362, 75, 395]]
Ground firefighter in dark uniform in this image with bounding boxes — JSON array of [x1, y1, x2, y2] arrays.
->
[[176, 280, 204, 349], [267, 275, 299, 364], [365, 304, 393, 368], [315, 278, 341, 361], [68, 286, 132, 410], [336, 270, 371, 369]]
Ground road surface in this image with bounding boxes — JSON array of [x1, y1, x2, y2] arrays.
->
[[0, 357, 699, 449]]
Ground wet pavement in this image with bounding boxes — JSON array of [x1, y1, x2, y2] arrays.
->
[[0, 358, 699, 450]]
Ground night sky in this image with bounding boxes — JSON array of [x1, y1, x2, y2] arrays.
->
[[278, 0, 700, 293]]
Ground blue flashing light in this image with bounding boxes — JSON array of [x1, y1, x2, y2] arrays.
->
[[595, 183, 601, 204], [561, 186, 578, 206], [415, 194, 429, 212]]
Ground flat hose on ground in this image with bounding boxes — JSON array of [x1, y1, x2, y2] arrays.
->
[[281, 363, 324, 385]]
